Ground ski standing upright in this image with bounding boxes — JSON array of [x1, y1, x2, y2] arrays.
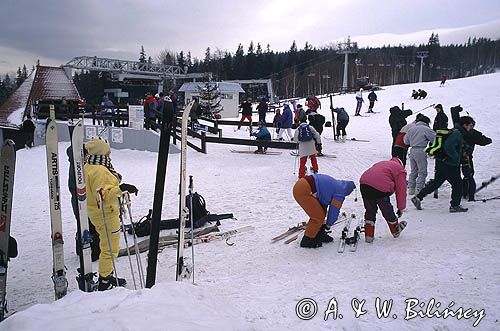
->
[[0, 140, 16, 321], [145, 97, 176, 288], [46, 105, 68, 299], [176, 101, 195, 281], [70, 120, 96, 292]]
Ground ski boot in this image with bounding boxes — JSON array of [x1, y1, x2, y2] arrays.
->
[[315, 225, 333, 243], [411, 196, 422, 210], [449, 205, 468, 213], [300, 235, 322, 248], [389, 221, 407, 238], [364, 220, 375, 243]]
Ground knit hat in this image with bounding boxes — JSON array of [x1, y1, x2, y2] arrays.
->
[[85, 137, 110, 156], [435, 104, 443, 111], [416, 114, 431, 125]]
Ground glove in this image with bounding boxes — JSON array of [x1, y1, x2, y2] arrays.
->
[[396, 209, 403, 218], [316, 144, 322, 153], [120, 183, 138, 195]]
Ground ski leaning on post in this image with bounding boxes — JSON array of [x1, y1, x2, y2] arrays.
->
[[70, 120, 96, 292], [176, 101, 195, 281], [0, 140, 16, 321], [145, 97, 176, 288], [46, 105, 68, 299]]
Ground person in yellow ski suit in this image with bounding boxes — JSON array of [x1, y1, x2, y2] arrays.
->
[[84, 137, 137, 290]]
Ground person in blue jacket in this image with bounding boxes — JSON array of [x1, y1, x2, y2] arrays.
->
[[250, 121, 272, 153], [277, 102, 293, 140], [293, 174, 356, 248]]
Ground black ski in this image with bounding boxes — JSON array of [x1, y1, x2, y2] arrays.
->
[[0, 140, 16, 321], [145, 97, 175, 288]]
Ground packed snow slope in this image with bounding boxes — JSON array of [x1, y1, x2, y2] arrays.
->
[[2, 73, 500, 330]]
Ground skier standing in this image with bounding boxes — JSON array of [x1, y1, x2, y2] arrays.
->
[[432, 104, 449, 131], [403, 115, 436, 195], [237, 98, 253, 131], [367, 90, 377, 113], [143, 92, 157, 130], [293, 104, 307, 127], [293, 117, 322, 178], [355, 88, 364, 116], [450, 106, 492, 201], [307, 110, 325, 136], [411, 116, 475, 212], [256, 98, 268, 123], [389, 106, 413, 157], [359, 157, 408, 243], [84, 137, 138, 290], [293, 174, 355, 248], [277, 102, 293, 140]]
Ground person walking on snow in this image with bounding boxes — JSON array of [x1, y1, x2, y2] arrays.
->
[[84, 137, 138, 291], [250, 121, 272, 154], [404, 115, 436, 195], [411, 116, 475, 213], [355, 88, 364, 116], [367, 90, 377, 113], [293, 174, 356, 248], [294, 117, 322, 178], [332, 107, 349, 142], [237, 98, 253, 131], [359, 157, 408, 243], [277, 102, 293, 140], [256, 98, 268, 123]]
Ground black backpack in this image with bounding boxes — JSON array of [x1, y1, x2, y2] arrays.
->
[[186, 192, 210, 228]]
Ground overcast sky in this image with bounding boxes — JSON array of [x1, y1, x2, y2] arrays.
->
[[1, 0, 499, 75]]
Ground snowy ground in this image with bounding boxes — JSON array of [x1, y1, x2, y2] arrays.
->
[[2, 73, 500, 330]]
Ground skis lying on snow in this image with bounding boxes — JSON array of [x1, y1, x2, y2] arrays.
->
[[118, 225, 221, 257], [45, 107, 68, 300], [272, 222, 307, 242], [338, 213, 363, 253], [0, 140, 16, 322], [160, 226, 255, 250], [290, 151, 336, 159], [231, 149, 282, 155]]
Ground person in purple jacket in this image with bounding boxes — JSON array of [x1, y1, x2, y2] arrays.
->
[[293, 174, 356, 248], [359, 157, 408, 243]]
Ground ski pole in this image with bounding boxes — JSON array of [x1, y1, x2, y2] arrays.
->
[[117, 195, 137, 290], [189, 176, 195, 285], [123, 192, 145, 288], [97, 188, 119, 287], [413, 104, 435, 115]]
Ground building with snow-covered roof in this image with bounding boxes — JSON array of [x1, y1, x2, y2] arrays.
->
[[178, 82, 245, 118]]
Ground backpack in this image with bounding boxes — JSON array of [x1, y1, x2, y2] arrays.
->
[[425, 129, 453, 158], [307, 96, 321, 110], [298, 124, 313, 142], [186, 192, 210, 228]]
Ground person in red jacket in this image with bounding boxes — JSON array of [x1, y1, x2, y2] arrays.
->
[[359, 157, 408, 243]]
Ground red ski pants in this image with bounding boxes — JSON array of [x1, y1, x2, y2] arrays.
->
[[298, 155, 318, 178], [238, 115, 252, 130]]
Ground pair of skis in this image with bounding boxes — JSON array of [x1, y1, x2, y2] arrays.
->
[[0, 140, 16, 321], [290, 151, 337, 159], [272, 222, 307, 244], [338, 213, 364, 253]]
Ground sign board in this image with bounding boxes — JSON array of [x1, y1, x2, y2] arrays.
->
[[111, 128, 123, 143], [128, 105, 144, 130], [192, 123, 209, 132]]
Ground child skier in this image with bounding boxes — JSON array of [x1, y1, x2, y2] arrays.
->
[[293, 174, 356, 248], [84, 137, 138, 290], [293, 117, 322, 178], [359, 157, 408, 243]]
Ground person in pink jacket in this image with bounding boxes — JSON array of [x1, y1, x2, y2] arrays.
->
[[359, 157, 408, 243]]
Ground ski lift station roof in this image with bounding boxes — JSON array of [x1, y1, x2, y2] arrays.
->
[[178, 82, 245, 93]]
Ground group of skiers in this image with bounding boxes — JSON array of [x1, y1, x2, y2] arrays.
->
[[354, 88, 378, 116], [294, 95, 492, 248], [143, 91, 177, 130], [411, 89, 428, 99]]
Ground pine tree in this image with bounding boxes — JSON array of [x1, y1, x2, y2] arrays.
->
[[147, 56, 153, 64], [186, 51, 193, 68], [139, 46, 146, 63], [198, 78, 223, 118], [177, 51, 186, 69], [15, 67, 23, 87], [22, 65, 28, 79], [36, 59, 40, 66]]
